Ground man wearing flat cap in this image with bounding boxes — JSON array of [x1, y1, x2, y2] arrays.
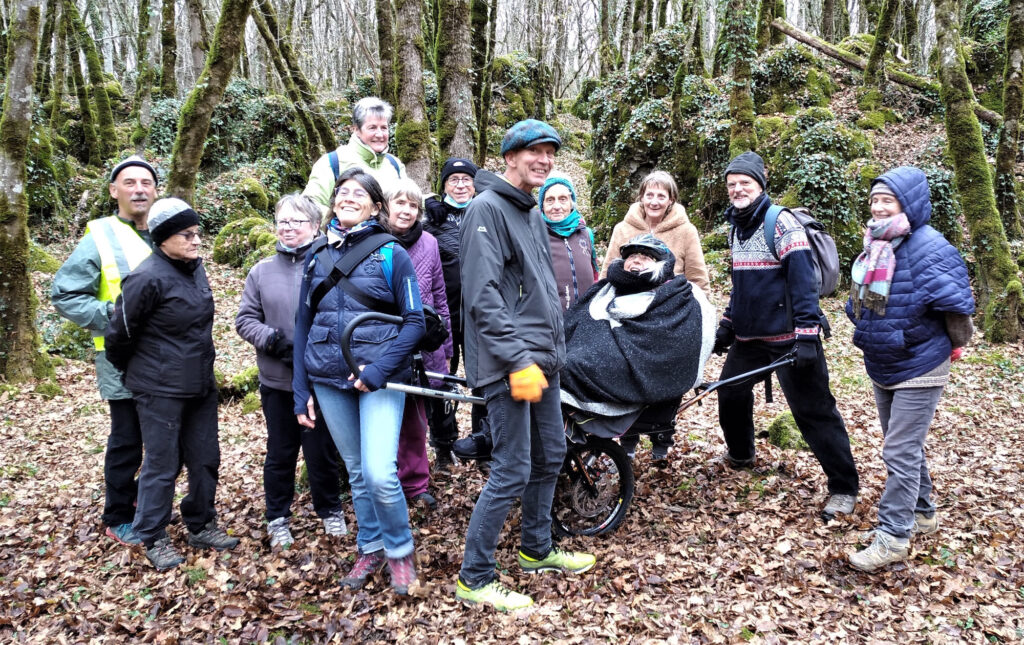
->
[[454, 119, 595, 612], [51, 155, 158, 547]]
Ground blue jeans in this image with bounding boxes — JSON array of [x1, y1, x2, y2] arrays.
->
[[313, 383, 412, 558], [873, 384, 943, 539], [459, 373, 566, 589]]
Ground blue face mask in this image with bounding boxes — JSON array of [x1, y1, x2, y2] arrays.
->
[[444, 194, 472, 209]]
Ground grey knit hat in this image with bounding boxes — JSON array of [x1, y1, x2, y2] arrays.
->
[[148, 197, 200, 246], [110, 155, 159, 184], [724, 151, 767, 191], [869, 180, 897, 199]]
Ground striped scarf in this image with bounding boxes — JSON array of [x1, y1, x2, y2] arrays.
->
[[850, 212, 911, 318]]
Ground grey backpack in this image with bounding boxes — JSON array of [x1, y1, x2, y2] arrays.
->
[[763, 205, 840, 297]]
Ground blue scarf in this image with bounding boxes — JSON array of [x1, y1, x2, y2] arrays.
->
[[543, 209, 582, 238]]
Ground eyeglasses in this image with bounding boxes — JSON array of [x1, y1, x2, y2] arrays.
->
[[174, 231, 200, 241], [446, 176, 473, 186], [276, 219, 309, 229], [336, 187, 369, 201]]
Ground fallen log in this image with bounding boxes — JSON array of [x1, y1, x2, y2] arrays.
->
[[770, 18, 1003, 127]]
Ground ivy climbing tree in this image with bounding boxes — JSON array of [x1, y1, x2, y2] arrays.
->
[[0, 0, 45, 381], [936, 0, 1022, 341]]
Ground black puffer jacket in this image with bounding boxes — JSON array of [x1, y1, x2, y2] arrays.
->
[[459, 170, 565, 388], [424, 196, 464, 334], [106, 248, 216, 397]]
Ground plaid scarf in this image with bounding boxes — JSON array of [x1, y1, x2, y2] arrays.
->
[[850, 212, 911, 318]]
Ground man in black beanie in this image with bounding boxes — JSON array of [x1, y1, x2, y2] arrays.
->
[[713, 151, 859, 522]]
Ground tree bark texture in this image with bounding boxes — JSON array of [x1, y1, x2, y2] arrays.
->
[[755, 0, 775, 52], [131, 0, 156, 151], [84, 0, 107, 70], [63, 0, 116, 160], [436, 0, 476, 161], [34, 0, 56, 99], [375, 0, 397, 105], [69, 29, 101, 166], [393, 0, 433, 186], [185, 0, 210, 81], [771, 18, 1003, 126], [0, 0, 43, 381], [630, 0, 646, 67], [599, 0, 614, 77], [728, 0, 758, 157], [469, 0, 488, 122], [475, 0, 497, 165], [166, 0, 254, 204], [863, 0, 898, 86], [49, 11, 68, 134], [996, 0, 1024, 240], [160, 0, 178, 97], [936, 0, 1022, 341]]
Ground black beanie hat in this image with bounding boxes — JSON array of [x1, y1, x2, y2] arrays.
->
[[148, 197, 200, 246], [440, 158, 478, 186], [725, 151, 767, 191]]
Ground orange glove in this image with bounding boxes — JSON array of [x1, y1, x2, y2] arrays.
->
[[509, 364, 548, 403]]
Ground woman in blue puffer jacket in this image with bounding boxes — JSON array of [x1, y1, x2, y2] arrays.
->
[[293, 168, 425, 594], [844, 166, 974, 573]]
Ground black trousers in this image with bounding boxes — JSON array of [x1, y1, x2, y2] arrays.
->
[[260, 385, 342, 521], [717, 340, 859, 496], [132, 390, 220, 547], [102, 398, 144, 526]]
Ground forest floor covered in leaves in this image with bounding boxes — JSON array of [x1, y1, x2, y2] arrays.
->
[[3, 244, 1023, 643]]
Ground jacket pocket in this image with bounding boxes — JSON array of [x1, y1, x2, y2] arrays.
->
[[304, 324, 334, 377]]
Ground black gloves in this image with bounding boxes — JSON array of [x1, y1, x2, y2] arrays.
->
[[713, 325, 735, 356], [793, 338, 818, 369], [264, 329, 294, 363]]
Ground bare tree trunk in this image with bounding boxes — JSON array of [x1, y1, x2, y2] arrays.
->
[[167, 0, 254, 203], [160, 0, 178, 97], [49, 10, 68, 134], [63, 0, 116, 160], [394, 0, 432, 185], [821, 0, 836, 41], [131, 0, 157, 151], [436, 0, 476, 160], [936, 0, 1022, 341], [185, 0, 210, 80], [475, 0, 497, 165], [630, 0, 645, 66], [69, 32, 101, 165], [620, 0, 633, 65], [469, 0, 488, 123], [599, 0, 613, 77], [375, 0, 397, 104], [996, 0, 1024, 240], [656, 0, 668, 28], [34, 0, 55, 98], [0, 0, 44, 382], [863, 0, 898, 86]]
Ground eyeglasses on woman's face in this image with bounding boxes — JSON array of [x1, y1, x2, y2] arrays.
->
[[174, 230, 201, 242], [335, 187, 370, 202], [275, 218, 309, 229]]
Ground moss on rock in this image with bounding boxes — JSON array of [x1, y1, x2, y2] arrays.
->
[[213, 217, 274, 267], [50, 320, 93, 361], [29, 241, 61, 274], [752, 45, 837, 115], [768, 411, 809, 450], [34, 380, 64, 400], [241, 391, 261, 414]]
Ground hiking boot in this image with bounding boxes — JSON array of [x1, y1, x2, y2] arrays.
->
[[340, 551, 386, 590], [322, 511, 348, 537], [188, 520, 240, 551], [723, 453, 756, 470], [434, 448, 457, 470], [106, 522, 143, 546], [456, 579, 533, 611], [518, 546, 596, 575], [410, 492, 437, 510], [388, 553, 418, 595], [822, 494, 857, 521], [848, 530, 910, 572], [912, 512, 939, 536], [145, 537, 185, 571], [651, 445, 669, 462], [267, 517, 294, 549]]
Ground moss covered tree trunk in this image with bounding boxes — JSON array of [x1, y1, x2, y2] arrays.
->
[[630, 0, 646, 67], [376, 0, 397, 105], [474, 0, 497, 165], [436, 0, 475, 160], [49, 12, 68, 134], [863, 0, 898, 86], [394, 0, 433, 186], [899, 0, 918, 67], [996, 0, 1024, 240], [69, 30, 101, 166], [599, 0, 614, 77], [469, 0, 488, 121], [727, 0, 758, 157], [63, 0, 116, 161], [34, 0, 55, 99], [131, 0, 156, 151], [936, 0, 1022, 341], [755, 0, 775, 53], [166, 0, 254, 203], [160, 0, 178, 97], [185, 0, 209, 81], [0, 0, 44, 382], [255, 0, 334, 153]]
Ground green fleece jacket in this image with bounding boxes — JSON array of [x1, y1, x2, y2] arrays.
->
[[301, 133, 406, 212]]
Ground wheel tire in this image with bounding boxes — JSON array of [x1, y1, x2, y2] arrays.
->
[[552, 436, 635, 537]]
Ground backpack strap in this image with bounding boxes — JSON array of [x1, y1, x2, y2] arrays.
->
[[328, 150, 340, 181], [762, 204, 786, 261], [385, 154, 402, 177], [308, 232, 397, 313]]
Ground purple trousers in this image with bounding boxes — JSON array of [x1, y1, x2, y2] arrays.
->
[[397, 397, 430, 498]]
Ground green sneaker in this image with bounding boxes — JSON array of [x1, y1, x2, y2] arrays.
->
[[456, 579, 533, 611], [518, 546, 596, 575]]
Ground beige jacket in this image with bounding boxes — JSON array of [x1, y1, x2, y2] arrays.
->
[[601, 202, 710, 292]]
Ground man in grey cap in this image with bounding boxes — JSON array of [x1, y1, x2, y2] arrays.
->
[[51, 155, 158, 546], [454, 119, 595, 612]]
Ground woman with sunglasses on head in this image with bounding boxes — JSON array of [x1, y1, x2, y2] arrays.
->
[[292, 168, 425, 595], [105, 198, 239, 571]]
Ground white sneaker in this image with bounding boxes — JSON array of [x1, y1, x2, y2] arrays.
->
[[267, 517, 294, 549], [323, 510, 348, 537], [848, 530, 910, 572]]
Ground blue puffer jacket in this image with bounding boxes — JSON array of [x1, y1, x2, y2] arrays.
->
[[845, 167, 975, 386], [292, 221, 425, 414]]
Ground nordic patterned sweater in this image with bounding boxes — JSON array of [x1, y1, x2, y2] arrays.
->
[[722, 197, 821, 344]]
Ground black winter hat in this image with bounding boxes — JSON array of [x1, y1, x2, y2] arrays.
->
[[148, 197, 200, 246], [725, 151, 767, 191], [440, 158, 478, 186]]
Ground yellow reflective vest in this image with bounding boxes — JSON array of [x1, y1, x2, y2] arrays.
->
[[85, 216, 152, 350]]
